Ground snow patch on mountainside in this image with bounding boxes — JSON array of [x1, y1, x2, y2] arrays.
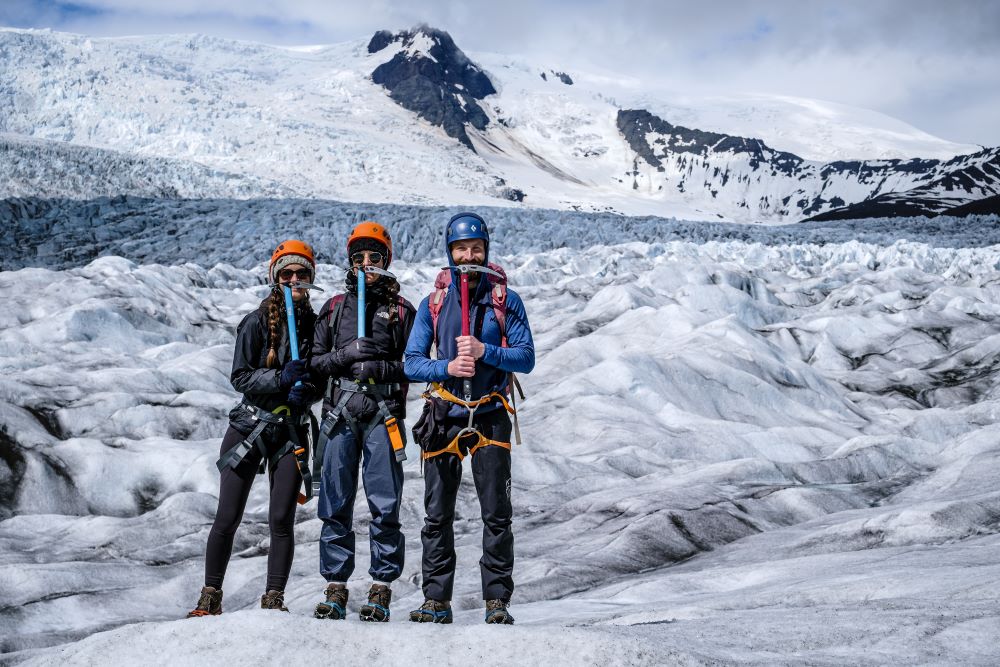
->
[[1, 26, 987, 222]]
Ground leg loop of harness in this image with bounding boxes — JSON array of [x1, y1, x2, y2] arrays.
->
[[216, 402, 300, 473], [312, 390, 353, 498]]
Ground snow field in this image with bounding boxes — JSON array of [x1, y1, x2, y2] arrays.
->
[[1, 235, 999, 664]]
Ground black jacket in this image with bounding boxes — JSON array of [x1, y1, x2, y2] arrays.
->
[[228, 296, 317, 433], [311, 288, 415, 421]]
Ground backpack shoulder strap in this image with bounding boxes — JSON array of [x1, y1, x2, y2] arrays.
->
[[491, 282, 508, 345], [428, 269, 452, 341], [327, 293, 347, 348], [487, 263, 509, 346]]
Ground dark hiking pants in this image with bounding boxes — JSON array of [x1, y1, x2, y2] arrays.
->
[[421, 409, 513, 602], [205, 424, 303, 592]]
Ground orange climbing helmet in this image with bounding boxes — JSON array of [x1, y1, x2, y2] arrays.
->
[[347, 221, 393, 267], [269, 239, 316, 283]]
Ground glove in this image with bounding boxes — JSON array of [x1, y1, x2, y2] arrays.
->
[[350, 360, 389, 383], [279, 359, 310, 390], [287, 382, 315, 409], [336, 337, 379, 366]]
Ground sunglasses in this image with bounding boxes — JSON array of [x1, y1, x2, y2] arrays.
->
[[278, 268, 312, 281], [351, 251, 385, 266]]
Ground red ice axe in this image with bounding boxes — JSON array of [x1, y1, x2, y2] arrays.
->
[[453, 263, 503, 402]]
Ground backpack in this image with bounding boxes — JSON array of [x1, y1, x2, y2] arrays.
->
[[428, 263, 509, 345]]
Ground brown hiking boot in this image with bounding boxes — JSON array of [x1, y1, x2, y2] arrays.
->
[[359, 584, 392, 622], [260, 590, 289, 612], [186, 586, 223, 618], [314, 583, 349, 620], [485, 599, 514, 625], [409, 599, 453, 624]]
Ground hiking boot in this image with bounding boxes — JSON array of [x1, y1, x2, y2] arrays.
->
[[260, 590, 289, 612], [409, 599, 452, 624], [359, 583, 392, 622], [484, 599, 514, 625], [186, 586, 223, 618], [314, 583, 349, 620]]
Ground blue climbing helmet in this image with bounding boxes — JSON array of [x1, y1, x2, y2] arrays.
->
[[445, 212, 489, 263]]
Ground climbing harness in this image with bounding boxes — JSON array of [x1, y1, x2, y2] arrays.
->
[[216, 401, 314, 503], [418, 382, 519, 461], [312, 379, 407, 495]]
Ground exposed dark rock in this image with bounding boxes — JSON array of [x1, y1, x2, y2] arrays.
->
[[369, 26, 496, 151], [0, 426, 26, 519], [500, 187, 526, 202], [553, 71, 573, 85], [617, 108, 1000, 221], [805, 197, 938, 222], [366, 30, 394, 54], [943, 194, 1000, 217], [617, 109, 803, 173]]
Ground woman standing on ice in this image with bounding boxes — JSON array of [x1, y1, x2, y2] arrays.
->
[[309, 222, 415, 623], [187, 240, 320, 617]]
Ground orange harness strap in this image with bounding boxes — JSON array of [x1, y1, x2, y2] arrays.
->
[[420, 383, 516, 461], [425, 383, 516, 414], [421, 434, 511, 462]]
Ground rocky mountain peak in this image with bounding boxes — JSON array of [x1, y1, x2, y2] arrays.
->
[[368, 26, 495, 151]]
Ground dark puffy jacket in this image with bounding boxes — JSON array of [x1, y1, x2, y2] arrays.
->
[[228, 296, 317, 434], [311, 287, 415, 422]]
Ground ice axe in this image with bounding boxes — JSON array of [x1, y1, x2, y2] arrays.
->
[[353, 265, 408, 463], [280, 280, 323, 380], [279, 280, 323, 504], [356, 266, 396, 338], [453, 263, 503, 402]]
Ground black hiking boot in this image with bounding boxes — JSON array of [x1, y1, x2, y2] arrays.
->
[[314, 583, 349, 620], [484, 599, 514, 625], [186, 586, 223, 618], [359, 584, 392, 622], [260, 590, 289, 612], [409, 599, 453, 624]]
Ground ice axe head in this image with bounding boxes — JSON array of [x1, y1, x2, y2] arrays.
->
[[448, 264, 501, 339], [360, 266, 396, 281], [277, 281, 323, 292], [451, 264, 503, 281]]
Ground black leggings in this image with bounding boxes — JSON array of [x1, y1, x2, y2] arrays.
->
[[204, 424, 303, 592]]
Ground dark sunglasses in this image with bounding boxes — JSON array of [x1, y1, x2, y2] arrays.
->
[[351, 251, 385, 266], [278, 268, 312, 281]]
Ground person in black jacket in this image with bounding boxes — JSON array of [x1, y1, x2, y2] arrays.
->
[[187, 240, 319, 617], [310, 221, 415, 623]]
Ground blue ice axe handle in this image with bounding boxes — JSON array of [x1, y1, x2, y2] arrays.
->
[[282, 285, 302, 386], [357, 266, 367, 339]]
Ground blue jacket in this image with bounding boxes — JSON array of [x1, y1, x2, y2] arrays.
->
[[404, 274, 535, 417]]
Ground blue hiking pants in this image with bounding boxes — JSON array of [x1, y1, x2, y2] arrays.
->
[[318, 420, 405, 583]]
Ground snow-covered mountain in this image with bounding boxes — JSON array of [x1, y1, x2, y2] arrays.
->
[[3, 217, 1000, 663], [1, 25, 995, 222]]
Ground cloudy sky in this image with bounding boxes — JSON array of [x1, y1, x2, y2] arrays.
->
[[3, 0, 998, 147]]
